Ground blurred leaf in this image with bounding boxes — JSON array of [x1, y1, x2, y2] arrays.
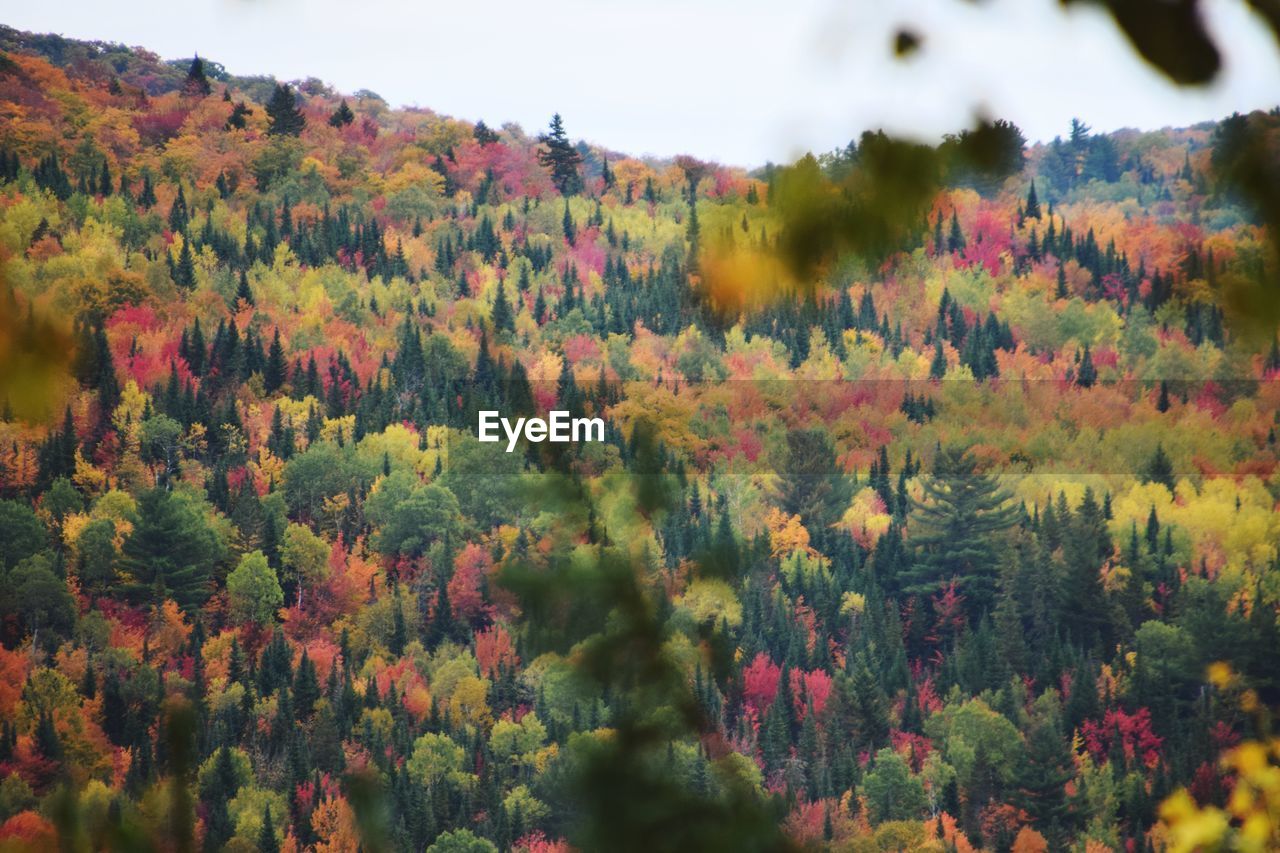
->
[[894, 28, 923, 58], [1062, 0, 1220, 85]]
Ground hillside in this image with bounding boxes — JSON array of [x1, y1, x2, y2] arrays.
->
[[0, 28, 1278, 852]]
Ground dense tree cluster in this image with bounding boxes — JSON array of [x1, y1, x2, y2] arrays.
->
[[0, 27, 1277, 852]]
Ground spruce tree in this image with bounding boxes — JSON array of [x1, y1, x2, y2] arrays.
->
[[490, 278, 514, 333], [264, 329, 287, 393], [947, 209, 965, 253], [328, 99, 355, 128], [903, 447, 1018, 615], [1076, 344, 1097, 387], [183, 55, 212, 97], [235, 270, 254, 306], [266, 84, 305, 137], [538, 113, 583, 195], [1140, 444, 1176, 491]]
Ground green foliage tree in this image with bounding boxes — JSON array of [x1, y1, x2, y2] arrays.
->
[[227, 550, 283, 625], [120, 488, 226, 611], [903, 447, 1018, 614], [538, 113, 583, 195], [861, 747, 927, 823], [266, 84, 305, 137], [365, 471, 463, 556], [0, 500, 47, 570]]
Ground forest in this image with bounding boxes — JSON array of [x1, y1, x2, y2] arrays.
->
[[0, 23, 1278, 852]]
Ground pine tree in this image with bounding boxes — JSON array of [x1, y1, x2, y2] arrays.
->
[[258, 805, 280, 853], [328, 99, 355, 128], [174, 240, 196, 289], [490, 278, 514, 333], [1140, 444, 1176, 491], [538, 113, 584, 195], [235, 270, 254, 306], [264, 329, 287, 393], [562, 199, 577, 246], [266, 84, 305, 137], [1025, 180, 1041, 219], [947, 209, 966, 253], [1076, 344, 1097, 388], [473, 120, 499, 145], [903, 447, 1019, 615], [930, 341, 947, 379], [183, 55, 212, 97]]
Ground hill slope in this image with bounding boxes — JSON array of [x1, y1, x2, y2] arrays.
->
[[0, 28, 1278, 852]]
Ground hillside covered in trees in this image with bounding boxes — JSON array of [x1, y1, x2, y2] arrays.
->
[[0, 25, 1279, 852]]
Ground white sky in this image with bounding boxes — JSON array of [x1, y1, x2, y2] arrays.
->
[[5, 0, 1279, 166]]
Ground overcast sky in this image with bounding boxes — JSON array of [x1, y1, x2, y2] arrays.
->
[[5, 0, 1279, 166]]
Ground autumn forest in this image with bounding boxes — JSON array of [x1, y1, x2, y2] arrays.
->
[[0, 23, 1278, 853]]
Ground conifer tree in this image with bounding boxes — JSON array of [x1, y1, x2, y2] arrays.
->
[[490, 278, 514, 333], [538, 113, 583, 195], [947, 209, 965, 253], [1025, 180, 1041, 219], [235, 270, 254, 306], [904, 447, 1018, 615], [473, 120, 499, 145], [266, 84, 305, 137], [265, 329, 287, 393], [1076, 344, 1097, 388], [183, 55, 212, 97], [328, 99, 354, 128]]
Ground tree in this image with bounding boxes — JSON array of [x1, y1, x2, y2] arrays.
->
[[2, 554, 75, 646], [472, 120, 499, 145], [266, 84, 305, 137], [779, 428, 850, 532], [75, 518, 118, 597], [490, 278, 514, 333], [861, 747, 927, 823], [280, 522, 329, 602], [1140, 444, 1176, 491], [426, 829, 498, 853], [264, 329, 287, 393], [0, 501, 46, 570], [1076, 344, 1097, 388], [538, 114, 583, 195], [120, 488, 226, 611], [328, 100, 354, 128], [1025, 180, 1041, 219], [948, 209, 965, 253], [365, 472, 463, 556], [903, 447, 1018, 614], [227, 550, 283, 626], [183, 55, 212, 97], [438, 435, 524, 530]]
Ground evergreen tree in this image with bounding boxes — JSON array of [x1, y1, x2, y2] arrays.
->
[[903, 447, 1018, 615], [929, 340, 948, 379], [266, 84, 305, 137], [947, 209, 966, 253], [538, 113, 584, 195], [183, 55, 212, 97], [472, 119, 499, 145], [328, 99, 355, 128], [490, 278, 514, 333], [1025, 180, 1041, 219], [174, 240, 196, 289], [1076, 344, 1097, 388], [265, 329, 287, 393], [1140, 444, 1176, 491], [235, 270, 254, 306]]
